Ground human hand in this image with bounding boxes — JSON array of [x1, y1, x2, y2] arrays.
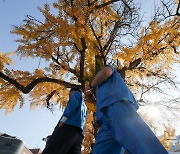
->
[[85, 86, 92, 94], [85, 86, 96, 102], [58, 121, 64, 127]]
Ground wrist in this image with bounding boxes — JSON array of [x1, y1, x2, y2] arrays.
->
[[60, 116, 67, 123]]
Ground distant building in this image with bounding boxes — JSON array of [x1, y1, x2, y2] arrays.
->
[[0, 133, 41, 154]]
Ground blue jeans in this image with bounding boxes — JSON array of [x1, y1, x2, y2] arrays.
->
[[93, 101, 168, 154]]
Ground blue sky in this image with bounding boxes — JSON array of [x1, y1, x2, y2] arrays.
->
[[0, 0, 179, 150], [0, 0, 61, 150]]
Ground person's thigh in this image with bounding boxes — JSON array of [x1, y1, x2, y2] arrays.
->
[[93, 110, 125, 154], [42, 126, 68, 154], [43, 125, 81, 154], [56, 125, 82, 154], [67, 134, 83, 154], [93, 139, 122, 154], [106, 101, 168, 154]]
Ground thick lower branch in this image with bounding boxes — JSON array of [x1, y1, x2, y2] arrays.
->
[[0, 72, 81, 94]]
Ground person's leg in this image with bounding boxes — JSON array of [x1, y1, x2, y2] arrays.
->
[[42, 125, 81, 154], [67, 134, 83, 154], [42, 126, 65, 154], [42, 122, 61, 154], [92, 113, 123, 154], [106, 101, 168, 154], [56, 125, 83, 154], [93, 139, 123, 154]]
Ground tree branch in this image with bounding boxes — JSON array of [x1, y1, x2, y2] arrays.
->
[[103, 21, 120, 55], [89, 22, 103, 51], [52, 56, 78, 76], [78, 38, 87, 90], [176, 0, 180, 15], [129, 58, 141, 69], [0, 72, 81, 94], [95, 0, 120, 10], [161, 0, 180, 17]]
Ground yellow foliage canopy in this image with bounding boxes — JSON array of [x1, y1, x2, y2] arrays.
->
[[0, 1, 179, 153], [0, 52, 13, 71], [0, 0, 179, 114]]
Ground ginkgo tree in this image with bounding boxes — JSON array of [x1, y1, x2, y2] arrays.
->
[[0, 0, 142, 111], [0, 0, 179, 153]]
